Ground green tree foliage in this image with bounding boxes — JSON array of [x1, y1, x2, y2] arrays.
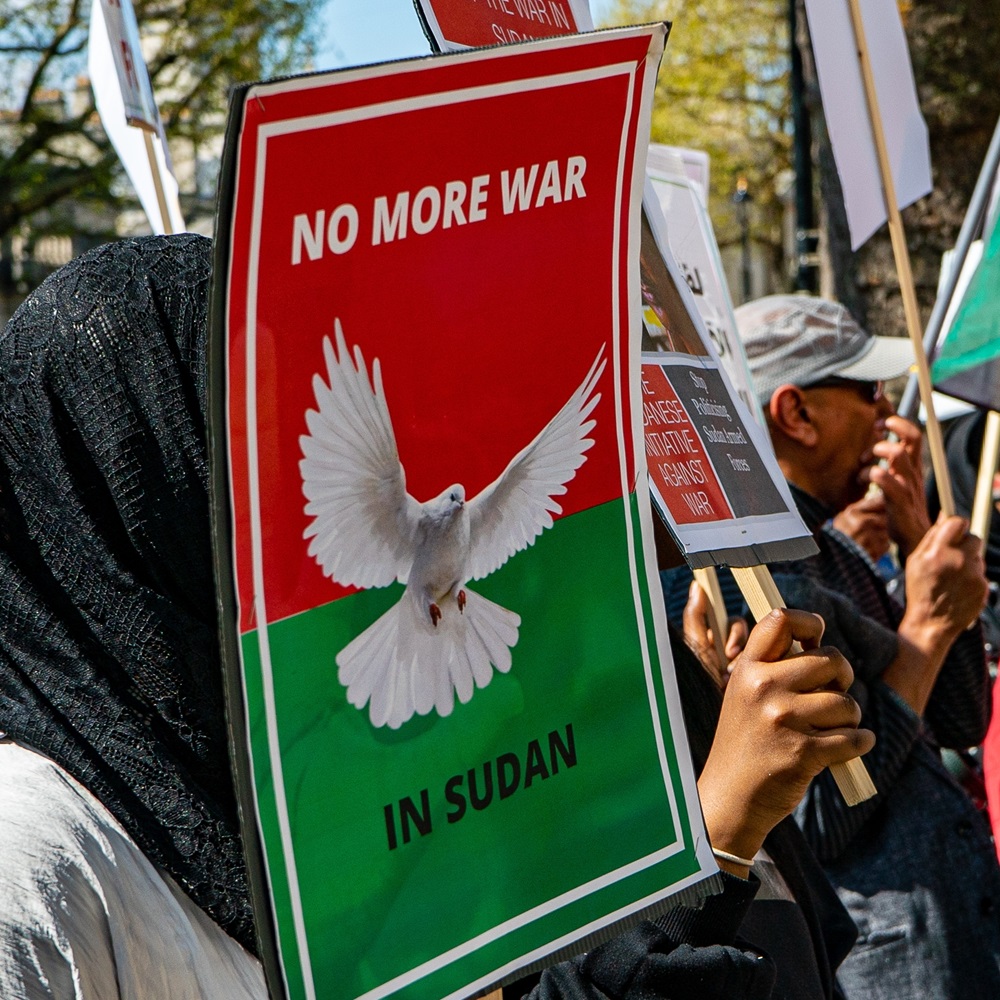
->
[[0, 0, 318, 242], [602, 0, 791, 266]]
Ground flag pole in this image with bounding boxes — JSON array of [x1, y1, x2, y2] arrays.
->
[[845, 0, 954, 517], [971, 410, 1000, 550], [731, 564, 877, 806], [898, 116, 1000, 420]]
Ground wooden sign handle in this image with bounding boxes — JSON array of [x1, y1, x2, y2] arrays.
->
[[730, 565, 877, 806], [142, 129, 174, 235], [693, 566, 729, 665], [971, 410, 1000, 554]]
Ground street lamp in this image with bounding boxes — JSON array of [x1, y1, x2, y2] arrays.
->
[[733, 176, 752, 303]]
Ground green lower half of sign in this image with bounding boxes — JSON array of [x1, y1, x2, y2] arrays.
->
[[241, 497, 700, 1000]]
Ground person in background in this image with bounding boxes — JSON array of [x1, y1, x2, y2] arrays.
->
[[0, 235, 266, 999], [926, 408, 1000, 860], [735, 293, 999, 1000]]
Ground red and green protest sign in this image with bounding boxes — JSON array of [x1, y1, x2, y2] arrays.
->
[[414, 0, 594, 51], [638, 199, 816, 568], [211, 26, 715, 1000]]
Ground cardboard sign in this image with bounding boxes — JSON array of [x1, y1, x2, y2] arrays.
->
[[414, 0, 594, 51], [211, 27, 716, 1000], [95, 0, 160, 131], [803, 0, 931, 250], [645, 145, 763, 425], [639, 195, 816, 568]]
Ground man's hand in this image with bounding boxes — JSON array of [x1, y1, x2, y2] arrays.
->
[[697, 609, 875, 875], [833, 495, 891, 564], [902, 514, 988, 642], [682, 579, 748, 689], [861, 415, 931, 561], [888, 515, 989, 715]]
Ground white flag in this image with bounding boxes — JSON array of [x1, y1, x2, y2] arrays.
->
[[89, 0, 184, 234], [804, 0, 931, 250]]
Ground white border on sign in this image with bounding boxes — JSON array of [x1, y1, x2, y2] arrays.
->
[[236, 35, 705, 1000]]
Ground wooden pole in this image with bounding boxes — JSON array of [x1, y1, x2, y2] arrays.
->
[[845, 0, 954, 518], [730, 564, 877, 806], [142, 128, 174, 235], [971, 410, 1000, 553], [693, 566, 729, 665]]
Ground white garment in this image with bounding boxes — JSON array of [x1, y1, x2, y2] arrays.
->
[[0, 740, 268, 1000]]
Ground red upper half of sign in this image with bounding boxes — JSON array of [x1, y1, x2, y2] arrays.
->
[[225, 29, 662, 630], [642, 364, 733, 524], [426, 0, 582, 48]]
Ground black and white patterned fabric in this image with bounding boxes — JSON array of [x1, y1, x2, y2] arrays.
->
[[0, 235, 253, 951]]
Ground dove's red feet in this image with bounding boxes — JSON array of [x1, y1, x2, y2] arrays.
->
[[429, 603, 441, 627], [458, 590, 466, 613]]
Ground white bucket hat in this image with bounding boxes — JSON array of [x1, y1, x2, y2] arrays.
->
[[734, 294, 915, 403]]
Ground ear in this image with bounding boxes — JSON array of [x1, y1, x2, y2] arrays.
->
[[768, 384, 819, 447]]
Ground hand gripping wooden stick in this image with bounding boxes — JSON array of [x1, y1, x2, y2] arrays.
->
[[730, 565, 877, 806], [971, 410, 1000, 555]]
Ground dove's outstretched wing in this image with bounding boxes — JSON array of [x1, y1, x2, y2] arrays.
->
[[300, 321, 421, 588], [465, 345, 606, 582]]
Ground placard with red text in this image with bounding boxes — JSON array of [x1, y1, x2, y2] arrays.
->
[[640, 193, 815, 568], [414, 0, 593, 51]]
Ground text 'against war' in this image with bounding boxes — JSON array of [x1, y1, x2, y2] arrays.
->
[[291, 156, 587, 264]]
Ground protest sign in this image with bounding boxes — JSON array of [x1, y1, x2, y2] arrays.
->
[[805, 0, 953, 516], [646, 143, 709, 203], [803, 0, 931, 251], [94, 0, 160, 130], [645, 145, 762, 424], [211, 26, 716, 1000], [638, 197, 814, 569], [414, 0, 594, 51], [89, 0, 183, 233]]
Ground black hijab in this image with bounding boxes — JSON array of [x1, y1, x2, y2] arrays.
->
[[0, 235, 253, 950]]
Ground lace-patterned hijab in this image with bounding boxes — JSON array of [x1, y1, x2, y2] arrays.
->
[[0, 235, 253, 951]]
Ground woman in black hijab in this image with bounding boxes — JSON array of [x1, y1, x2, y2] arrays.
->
[[0, 234, 264, 998]]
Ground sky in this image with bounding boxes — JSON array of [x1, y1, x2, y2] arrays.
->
[[315, 0, 617, 71]]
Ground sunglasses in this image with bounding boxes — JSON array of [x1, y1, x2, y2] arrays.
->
[[804, 376, 885, 404]]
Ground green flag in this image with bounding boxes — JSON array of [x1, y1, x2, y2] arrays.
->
[[933, 217, 1000, 382]]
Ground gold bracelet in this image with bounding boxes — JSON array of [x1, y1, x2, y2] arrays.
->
[[712, 847, 755, 868]]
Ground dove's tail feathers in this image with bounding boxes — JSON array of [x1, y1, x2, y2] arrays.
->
[[335, 589, 520, 730]]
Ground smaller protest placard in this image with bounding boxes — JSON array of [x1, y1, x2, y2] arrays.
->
[[645, 145, 763, 425], [414, 0, 594, 52], [89, 0, 184, 234], [803, 0, 931, 251], [647, 143, 709, 203], [95, 0, 160, 131], [639, 193, 815, 569]]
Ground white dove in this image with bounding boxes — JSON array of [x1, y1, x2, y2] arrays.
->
[[299, 320, 606, 729]]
